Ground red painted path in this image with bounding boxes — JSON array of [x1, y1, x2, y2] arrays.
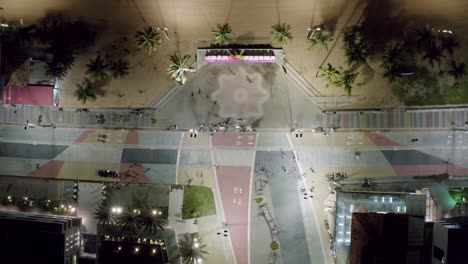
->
[[216, 166, 251, 264]]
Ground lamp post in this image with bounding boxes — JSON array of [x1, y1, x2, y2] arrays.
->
[[307, 25, 323, 40]]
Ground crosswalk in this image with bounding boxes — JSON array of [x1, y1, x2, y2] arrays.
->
[[2, 104, 468, 131], [324, 109, 468, 129], [0, 105, 172, 129]]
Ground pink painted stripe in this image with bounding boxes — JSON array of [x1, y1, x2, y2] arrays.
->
[[393, 165, 468, 176], [212, 132, 256, 148], [74, 130, 95, 143], [216, 166, 251, 264], [29, 160, 64, 178], [366, 133, 401, 147], [119, 163, 149, 183], [125, 131, 139, 145]]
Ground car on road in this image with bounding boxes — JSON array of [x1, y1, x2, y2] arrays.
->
[[97, 170, 120, 178]]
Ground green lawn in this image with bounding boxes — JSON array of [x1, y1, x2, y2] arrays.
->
[[182, 186, 216, 219], [449, 188, 468, 203]]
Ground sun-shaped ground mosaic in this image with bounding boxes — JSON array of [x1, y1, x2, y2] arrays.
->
[[212, 67, 270, 120]]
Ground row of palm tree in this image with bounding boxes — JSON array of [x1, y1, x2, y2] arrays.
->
[[380, 25, 465, 84], [342, 25, 369, 68], [85, 55, 129, 81], [211, 22, 334, 49], [94, 202, 167, 235], [318, 63, 359, 95], [73, 55, 130, 104], [36, 15, 96, 80]]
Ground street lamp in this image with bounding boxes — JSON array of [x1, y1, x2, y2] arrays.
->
[[307, 25, 323, 40], [112, 206, 122, 214], [157, 27, 170, 40]]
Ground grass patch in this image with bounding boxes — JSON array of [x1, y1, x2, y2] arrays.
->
[[271, 241, 279, 250], [256, 197, 264, 204], [182, 186, 216, 219], [449, 188, 468, 203]]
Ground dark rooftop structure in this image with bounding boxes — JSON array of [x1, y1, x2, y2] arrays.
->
[[0, 210, 81, 264], [432, 217, 468, 264], [350, 212, 427, 264]]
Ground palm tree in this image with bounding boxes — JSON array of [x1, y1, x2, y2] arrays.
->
[[318, 63, 340, 87], [342, 25, 368, 67], [318, 64, 359, 95], [422, 44, 444, 72], [94, 203, 115, 225], [343, 25, 363, 46], [381, 42, 406, 82], [178, 234, 208, 264], [110, 59, 130, 79], [74, 78, 96, 104], [118, 207, 140, 233], [339, 68, 359, 96], [309, 29, 333, 50], [167, 54, 196, 85], [271, 23, 293, 46], [137, 211, 168, 235], [439, 35, 459, 57], [447, 60, 466, 80], [135, 26, 162, 55], [344, 40, 368, 67], [414, 25, 435, 51], [86, 55, 109, 81], [45, 60, 69, 80], [211, 23, 234, 45]]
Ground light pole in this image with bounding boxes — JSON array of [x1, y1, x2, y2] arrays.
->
[[157, 27, 170, 40], [307, 25, 322, 40]]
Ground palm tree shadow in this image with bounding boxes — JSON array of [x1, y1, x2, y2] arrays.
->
[[319, 0, 351, 35], [276, 0, 281, 24], [358, 63, 375, 84], [225, 0, 234, 24], [91, 79, 110, 97], [360, 1, 411, 55]]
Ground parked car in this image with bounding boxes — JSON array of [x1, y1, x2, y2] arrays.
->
[[97, 170, 120, 178]]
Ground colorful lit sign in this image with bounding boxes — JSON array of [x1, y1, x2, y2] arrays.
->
[[205, 55, 276, 63]]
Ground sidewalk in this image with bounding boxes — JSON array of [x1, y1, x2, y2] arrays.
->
[[168, 188, 198, 234], [302, 168, 336, 264]]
